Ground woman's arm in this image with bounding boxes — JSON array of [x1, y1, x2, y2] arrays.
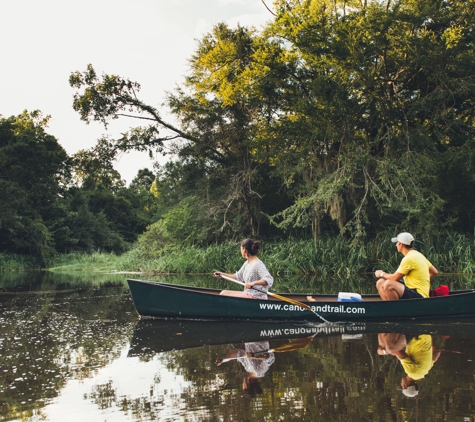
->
[[245, 279, 268, 289]]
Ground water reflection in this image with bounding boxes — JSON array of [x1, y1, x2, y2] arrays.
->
[[1, 272, 475, 421], [128, 319, 328, 356], [0, 270, 128, 292], [216, 341, 276, 398], [126, 318, 475, 421], [0, 271, 136, 421], [377, 333, 441, 398]]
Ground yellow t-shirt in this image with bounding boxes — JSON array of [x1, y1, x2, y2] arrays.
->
[[399, 335, 434, 380], [397, 250, 432, 298]]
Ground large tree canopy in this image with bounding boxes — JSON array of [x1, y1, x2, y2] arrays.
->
[[263, 0, 475, 240], [0, 111, 69, 260], [69, 0, 475, 245]]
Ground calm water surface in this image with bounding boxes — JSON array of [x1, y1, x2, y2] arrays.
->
[[1, 271, 475, 421]]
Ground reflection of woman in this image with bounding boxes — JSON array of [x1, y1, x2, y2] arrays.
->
[[215, 341, 276, 397], [214, 239, 273, 299], [378, 333, 441, 397]]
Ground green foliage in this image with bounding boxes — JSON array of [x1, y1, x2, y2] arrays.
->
[[6, 0, 475, 268], [8, 230, 474, 276], [167, 23, 285, 238], [0, 111, 69, 263], [69, 64, 192, 160], [0, 111, 160, 262], [260, 0, 475, 240], [67, 0, 475, 247], [0, 253, 41, 271], [135, 199, 200, 258], [48, 251, 123, 272]]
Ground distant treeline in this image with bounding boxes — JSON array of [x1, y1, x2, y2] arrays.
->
[[2, 0, 475, 266]]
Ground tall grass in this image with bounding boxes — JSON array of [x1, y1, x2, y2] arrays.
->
[[422, 231, 475, 274], [3, 230, 475, 276], [0, 253, 41, 271], [48, 251, 123, 272], [115, 243, 244, 274], [115, 230, 475, 276]]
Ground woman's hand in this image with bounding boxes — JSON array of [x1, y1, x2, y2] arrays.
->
[[214, 272, 222, 278]]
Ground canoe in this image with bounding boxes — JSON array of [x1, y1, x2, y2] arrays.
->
[[127, 317, 475, 357], [127, 278, 475, 322]]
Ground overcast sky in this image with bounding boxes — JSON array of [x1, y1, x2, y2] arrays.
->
[[0, 0, 271, 183]]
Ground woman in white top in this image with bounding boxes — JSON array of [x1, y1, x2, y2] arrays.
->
[[214, 238, 274, 299]]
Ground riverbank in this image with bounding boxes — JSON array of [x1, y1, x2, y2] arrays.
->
[[2, 232, 474, 276]]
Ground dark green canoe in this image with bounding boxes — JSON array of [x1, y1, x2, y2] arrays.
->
[[127, 279, 475, 322]]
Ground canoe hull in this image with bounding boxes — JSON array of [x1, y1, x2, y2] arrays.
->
[[127, 279, 475, 322]]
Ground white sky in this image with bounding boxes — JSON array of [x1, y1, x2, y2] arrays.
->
[[0, 0, 271, 184]]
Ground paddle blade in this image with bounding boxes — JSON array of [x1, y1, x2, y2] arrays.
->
[[440, 349, 464, 354], [268, 292, 312, 311], [272, 337, 314, 353]]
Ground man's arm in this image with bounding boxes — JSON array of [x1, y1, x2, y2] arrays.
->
[[429, 265, 438, 279], [375, 270, 406, 281]]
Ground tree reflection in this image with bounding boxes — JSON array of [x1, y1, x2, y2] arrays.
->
[[118, 322, 475, 421], [0, 283, 135, 420]]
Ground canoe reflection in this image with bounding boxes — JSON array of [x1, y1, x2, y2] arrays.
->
[[378, 333, 441, 398], [127, 317, 475, 357], [127, 319, 344, 356]]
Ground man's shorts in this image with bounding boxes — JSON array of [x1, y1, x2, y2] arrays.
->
[[401, 286, 423, 300]]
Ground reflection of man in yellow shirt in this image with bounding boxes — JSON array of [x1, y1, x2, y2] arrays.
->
[[378, 333, 441, 397], [399, 334, 437, 396]]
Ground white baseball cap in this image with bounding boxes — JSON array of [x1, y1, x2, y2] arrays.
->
[[391, 232, 414, 246], [401, 385, 419, 397]]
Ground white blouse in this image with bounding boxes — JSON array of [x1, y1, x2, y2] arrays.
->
[[235, 260, 274, 299]]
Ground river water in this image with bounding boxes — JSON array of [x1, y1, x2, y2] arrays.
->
[[1, 271, 475, 421]]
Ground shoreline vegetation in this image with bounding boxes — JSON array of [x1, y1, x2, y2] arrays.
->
[[1, 232, 474, 278], [4, 3, 475, 289]]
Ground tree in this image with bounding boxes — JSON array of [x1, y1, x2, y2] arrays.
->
[[259, 0, 475, 240], [167, 23, 288, 238], [69, 25, 288, 240], [68, 0, 475, 246], [0, 111, 70, 261], [0, 111, 159, 259]]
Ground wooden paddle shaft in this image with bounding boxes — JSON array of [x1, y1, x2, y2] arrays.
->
[[219, 274, 266, 293], [217, 273, 312, 311]]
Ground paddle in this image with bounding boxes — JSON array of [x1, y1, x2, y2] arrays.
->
[[217, 336, 314, 363], [216, 273, 312, 311]]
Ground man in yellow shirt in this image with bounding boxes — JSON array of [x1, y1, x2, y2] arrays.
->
[[375, 232, 438, 300]]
